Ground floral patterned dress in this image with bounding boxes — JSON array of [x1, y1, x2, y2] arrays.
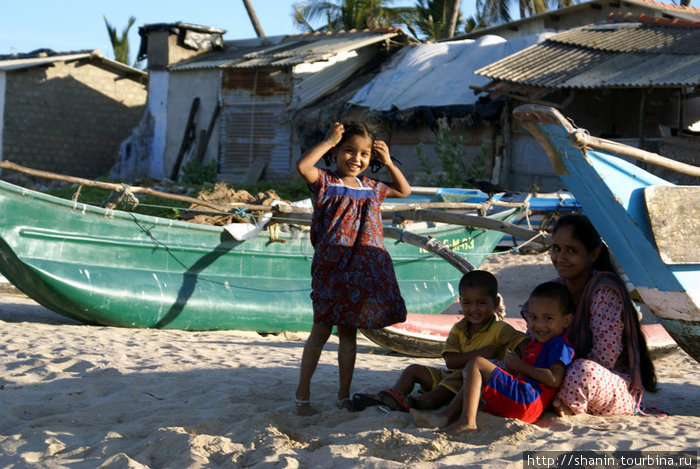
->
[[555, 283, 636, 415], [308, 169, 407, 329]]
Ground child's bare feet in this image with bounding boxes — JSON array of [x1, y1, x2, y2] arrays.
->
[[410, 408, 448, 428], [441, 421, 477, 435], [552, 398, 573, 417]]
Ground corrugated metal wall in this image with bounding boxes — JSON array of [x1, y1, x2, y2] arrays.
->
[[220, 69, 292, 181]]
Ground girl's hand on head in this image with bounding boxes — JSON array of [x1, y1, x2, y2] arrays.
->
[[373, 140, 392, 166], [325, 122, 344, 146]]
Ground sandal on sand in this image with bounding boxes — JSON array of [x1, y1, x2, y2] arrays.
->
[[295, 397, 313, 416], [378, 389, 412, 412], [336, 397, 354, 412], [352, 393, 383, 411]]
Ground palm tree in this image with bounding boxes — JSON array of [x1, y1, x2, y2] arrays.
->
[[104, 15, 136, 66], [407, 0, 464, 41], [292, 0, 413, 33]]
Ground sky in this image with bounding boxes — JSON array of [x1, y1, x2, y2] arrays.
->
[[0, 0, 476, 65], [1, 0, 697, 66]]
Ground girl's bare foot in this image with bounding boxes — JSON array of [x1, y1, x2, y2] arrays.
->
[[441, 421, 477, 435], [410, 408, 448, 428], [552, 398, 574, 417]]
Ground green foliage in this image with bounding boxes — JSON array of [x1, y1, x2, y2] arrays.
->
[[416, 117, 486, 187], [180, 160, 218, 186], [104, 15, 136, 66], [46, 184, 111, 203], [468, 143, 488, 181], [407, 0, 464, 41], [293, 0, 412, 33]]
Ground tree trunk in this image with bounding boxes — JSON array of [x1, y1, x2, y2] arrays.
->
[[242, 0, 266, 37], [442, 0, 461, 38]]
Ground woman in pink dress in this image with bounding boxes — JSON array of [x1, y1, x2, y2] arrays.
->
[[543, 214, 657, 415], [294, 120, 411, 416]]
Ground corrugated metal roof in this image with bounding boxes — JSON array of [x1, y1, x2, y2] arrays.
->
[[171, 29, 405, 71], [550, 21, 700, 54], [449, 0, 700, 42], [0, 52, 93, 71], [476, 18, 700, 89], [0, 50, 147, 78]]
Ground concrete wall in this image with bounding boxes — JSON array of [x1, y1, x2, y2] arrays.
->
[[164, 69, 221, 180], [2, 60, 146, 178]]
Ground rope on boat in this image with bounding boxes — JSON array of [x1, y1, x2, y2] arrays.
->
[[105, 183, 139, 211], [71, 184, 83, 209], [572, 128, 592, 150], [233, 207, 252, 221], [510, 230, 550, 252]]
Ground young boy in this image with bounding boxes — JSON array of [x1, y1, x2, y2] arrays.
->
[[353, 270, 528, 412], [411, 281, 575, 433]]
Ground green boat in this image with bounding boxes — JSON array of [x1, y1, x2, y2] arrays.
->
[[0, 180, 518, 331]]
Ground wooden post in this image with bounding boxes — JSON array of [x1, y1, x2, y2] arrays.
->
[[171, 97, 200, 180]]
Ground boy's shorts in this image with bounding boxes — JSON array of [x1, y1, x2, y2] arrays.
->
[[425, 366, 462, 394], [481, 367, 544, 424]]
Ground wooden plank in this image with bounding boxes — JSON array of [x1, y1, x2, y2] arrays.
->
[[645, 186, 700, 264]]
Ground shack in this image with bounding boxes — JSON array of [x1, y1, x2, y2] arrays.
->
[[123, 22, 413, 183], [476, 13, 700, 189], [0, 49, 147, 179]]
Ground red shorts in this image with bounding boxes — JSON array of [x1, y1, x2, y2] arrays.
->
[[481, 367, 548, 424]]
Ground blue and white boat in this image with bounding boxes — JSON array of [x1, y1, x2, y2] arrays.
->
[[514, 104, 700, 363]]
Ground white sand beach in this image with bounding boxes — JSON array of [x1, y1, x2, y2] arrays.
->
[[1, 252, 698, 468]]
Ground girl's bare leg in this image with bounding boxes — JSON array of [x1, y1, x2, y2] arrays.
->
[[336, 325, 357, 405], [443, 357, 496, 434], [295, 323, 332, 416]]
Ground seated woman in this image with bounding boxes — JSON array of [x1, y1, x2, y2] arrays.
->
[[530, 214, 657, 415]]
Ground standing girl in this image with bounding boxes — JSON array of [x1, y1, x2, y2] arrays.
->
[[294, 120, 411, 416]]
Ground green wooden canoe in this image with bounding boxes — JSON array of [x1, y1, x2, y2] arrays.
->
[[0, 180, 517, 331]]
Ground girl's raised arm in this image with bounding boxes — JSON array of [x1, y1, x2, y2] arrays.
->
[[373, 140, 411, 198], [296, 122, 344, 185]]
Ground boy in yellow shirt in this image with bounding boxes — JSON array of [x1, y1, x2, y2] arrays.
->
[[354, 270, 528, 412]]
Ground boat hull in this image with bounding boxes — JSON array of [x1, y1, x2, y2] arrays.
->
[[361, 313, 676, 359], [514, 104, 700, 362], [0, 181, 515, 331]]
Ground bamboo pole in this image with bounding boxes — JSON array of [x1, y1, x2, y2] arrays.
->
[[571, 131, 700, 178], [395, 209, 550, 247], [1, 161, 532, 216], [0, 160, 241, 213], [271, 213, 475, 273], [380, 199, 528, 212], [384, 227, 475, 273]]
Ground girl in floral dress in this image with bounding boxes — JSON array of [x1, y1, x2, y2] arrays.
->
[[542, 214, 657, 415], [294, 120, 411, 416]]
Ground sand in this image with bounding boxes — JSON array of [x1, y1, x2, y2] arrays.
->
[[1, 252, 698, 468]]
